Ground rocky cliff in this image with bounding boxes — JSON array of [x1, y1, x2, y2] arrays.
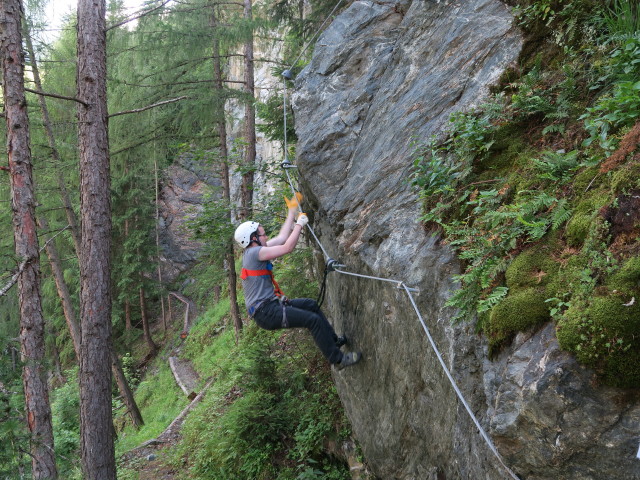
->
[[158, 156, 220, 284], [292, 0, 640, 479]]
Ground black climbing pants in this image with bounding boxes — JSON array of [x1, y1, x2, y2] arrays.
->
[[253, 297, 343, 364]]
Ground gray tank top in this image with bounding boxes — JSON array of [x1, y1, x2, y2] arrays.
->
[[242, 246, 276, 309]]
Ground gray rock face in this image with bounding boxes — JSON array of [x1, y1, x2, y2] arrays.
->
[[292, 0, 640, 479], [158, 157, 221, 283]]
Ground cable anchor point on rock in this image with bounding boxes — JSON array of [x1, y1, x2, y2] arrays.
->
[[282, 69, 294, 80], [281, 157, 297, 169], [326, 258, 345, 272]]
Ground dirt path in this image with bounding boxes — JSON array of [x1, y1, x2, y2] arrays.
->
[[120, 294, 205, 479]]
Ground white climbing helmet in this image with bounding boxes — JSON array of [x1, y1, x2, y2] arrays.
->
[[234, 221, 260, 248]]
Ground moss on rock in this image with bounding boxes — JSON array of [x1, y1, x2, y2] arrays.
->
[[488, 288, 549, 355], [610, 162, 640, 194], [565, 212, 592, 247], [606, 256, 640, 294], [505, 244, 560, 290], [573, 191, 611, 215], [572, 165, 602, 193], [556, 295, 640, 388]]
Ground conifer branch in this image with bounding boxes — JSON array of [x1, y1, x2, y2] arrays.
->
[[107, 0, 173, 31], [0, 258, 30, 297], [24, 87, 88, 107], [108, 96, 188, 118]]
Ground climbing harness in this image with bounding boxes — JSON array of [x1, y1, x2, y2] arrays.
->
[[277, 77, 522, 480], [240, 262, 285, 298], [241, 261, 286, 314], [242, 263, 291, 327]]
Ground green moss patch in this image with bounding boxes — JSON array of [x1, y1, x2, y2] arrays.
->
[[606, 256, 640, 293], [557, 294, 640, 388], [506, 244, 560, 290], [488, 288, 550, 355], [565, 212, 593, 247], [611, 162, 640, 193]]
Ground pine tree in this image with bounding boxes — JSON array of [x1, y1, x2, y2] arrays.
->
[[0, 0, 58, 477], [76, 0, 116, 477]]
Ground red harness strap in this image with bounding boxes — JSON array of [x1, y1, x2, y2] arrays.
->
[[240, 267, 285, 298]]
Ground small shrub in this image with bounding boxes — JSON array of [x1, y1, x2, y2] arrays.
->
[[51, 368, 81, 476]]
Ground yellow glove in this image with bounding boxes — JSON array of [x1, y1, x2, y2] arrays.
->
[[285, 192, 303, 210]]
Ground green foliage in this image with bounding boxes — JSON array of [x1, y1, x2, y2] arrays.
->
[[170, 314, 351, 480], [409, 6, 640, 387], [532, 149, 581, 183], [115, 359, 189, 454], [602, 0, 640, 39], [409, 137, 460, 201], [51, 368, 81, 476], [0, 342, 30, 478], [188, 190, 236, 259], [441, 188, 570, 321], [256, 83, 298, 145], [581, 35, 640, 150], [512, 0, 606, 48]]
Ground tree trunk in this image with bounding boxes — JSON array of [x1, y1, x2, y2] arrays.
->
[[212, 7, 242, 334], [38, 218, 144, 429], [139, 287, 157, 354], [77, 0, 116, 477], [37, 217, 81, 356], [240, 0, 255, 220], [0, 0, 58, 477], [154, 155, 167, 333], [24, 25, 81, 253], [111, 351, 144, 428]]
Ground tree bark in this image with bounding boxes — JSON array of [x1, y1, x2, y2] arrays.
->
[[240, 0, 255, 220], [77, 0, 116, 477], [212, 6, 242, 334], [0, 0, 58, 477]]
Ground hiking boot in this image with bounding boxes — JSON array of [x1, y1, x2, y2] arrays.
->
[[335, 335, 348, 348], [336, 351, 361, 370]]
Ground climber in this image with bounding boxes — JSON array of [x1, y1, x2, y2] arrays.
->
[[234, 193, 361, 370]]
